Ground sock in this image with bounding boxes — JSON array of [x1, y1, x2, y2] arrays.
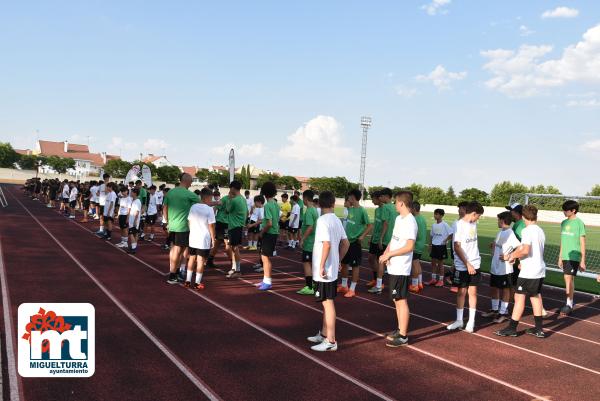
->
[[468, 308, 476, 325], [100, 225, 104, 232], [195, 273, 203, 284], [341, 278, 348, 287], [186, 270, 193, 282], [566, 297, 573, 307], [432, 274, 438, 281], [305, 276, 312, 288], [253, 241, 257, 247], [376, 278, 383, 288], [456, 308, 464, 321], [411, 278, 418, 286], [236, 261, 241, 272], [263, 276, 272, 285], [180, 263, 186, 271], [509, 318, 519, 330], [150, 234, 154, 239], [350, 282, 357, 291], [491, 299, 499, 311], [288, 240, 292, 246], [534, 315, 543, 331], [500, 301, 509, 314], [372, 271, 377, 280], [131, 242, 137, 249], [418, 274, 422, 285]]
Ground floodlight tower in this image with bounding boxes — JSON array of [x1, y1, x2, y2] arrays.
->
[[358, 116, 372, 193]]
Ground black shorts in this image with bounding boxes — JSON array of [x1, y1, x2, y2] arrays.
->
[[314, 281, 337, 302], [98, 205, 105, 216], [511, 261, 521, 285], [228, 227, 243, 246], [515, 277, 544, 296], [490, 274, 511, 289], [69, 200, 76, 208], [430, 245, 448, 260], [62, 197, 69, 204], [128, 227, 138, 235], [215, 221, 228, 240], [341, 241, 362, 267], [103, 216, 114, 222], [260, 233, 278, 257], [288, 227, 299, 234], [412, 252, 422, 261], [83, 200, 90, 209], [389, 274, 410, 301], [562, 260, 580, 276], [248, 221, 260, 234], [279, 220, 288, 230], [171, 231, 190, 247], [118, 215, 128, 229], [452, 270, 482, 288], [302, 251, 313, 263], [369, 242, 384, 257], [189, 248, 210, 258], [146, 214, 157, 225]]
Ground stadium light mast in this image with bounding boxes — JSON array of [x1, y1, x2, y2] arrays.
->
[[359, 116, 372, 193]]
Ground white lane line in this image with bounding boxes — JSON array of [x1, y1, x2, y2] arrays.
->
[[10, 193, 222, 401], [0, 234, 22, 401]]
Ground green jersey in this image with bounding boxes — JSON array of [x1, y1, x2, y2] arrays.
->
[[261, 199, 280, 235], [216, 195, 229, 224], [371, 206, 384, 244], [163, 187, 199, 232], [138, 187, 148, 207], [345, 206, 370, 242], [227, 195, 248, 229], [512, 219, 525, 241], [382, 203, 399, 245], [414, 214, 427, 254], [302, 206, 319, 252], [560, 217, 586, 262]]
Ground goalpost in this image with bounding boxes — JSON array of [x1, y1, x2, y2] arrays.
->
[[509, 193, 600, 279]]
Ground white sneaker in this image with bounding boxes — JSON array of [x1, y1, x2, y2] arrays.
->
[[464, 323, 475, 333], [116, 242, 128, 248], [311, 339, 337, 352], [69, 215, 75, 219], [226, 269, 236, 278], [307, 331, 325, 343], [254, 267, 264, 273], [273, 251, 277, 256], [447, 320, 464, 331]]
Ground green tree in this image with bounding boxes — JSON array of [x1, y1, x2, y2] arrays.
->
[[0, 142, 20, 168], [45, 156, 75, 173], [529, 184, 561, 195], [459, 187, 490, 205], [277, 175, 301, 190], [490, 181, 529, 206], [420, 186, 448, 204], [257, 172, 280, 189], [446, 186, 457, 205], [18, 154, 41, 170], [308, 177, 358, 198], [156, 165, 182, 184], [587, 185, 600, 196], [195, 168, 209, 181], [103, 159, 132, 178], [207, 170, 230, 187]]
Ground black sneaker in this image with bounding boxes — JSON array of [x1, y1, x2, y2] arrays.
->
[[386, 336, 408, 347], [166, 273, 178, 285], [386, 329, 400, 341], [127, 248, 136, 255], [560, 305, 572, 316], [525, 328, 546, 338], [493, 313, 509, 324], [495, 327, 518, 337], [481, 309, 498, 318], [206, 260, 216, 268]]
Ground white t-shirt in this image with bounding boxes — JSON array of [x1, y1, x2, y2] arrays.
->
[[453, 219, 481, 271], [246, 197, 253, 213], [129, 199, 142, 228], [188, 204, 216, 250], [431, 221, 452, 246], [491, 229, 521, 275], [312, 213, 347, 283], [61, 184, 70, 199], [342, 208, 349, 229], [90, 185, 98, 202], [69, 187, 78, 202], [250, 207, 264, 222], [155, 190, 164, 205], [104, 192, 117, 217], [147, 193, 157, 215], [118, 195, 131, 216], [387, 214, 418, 276], [98, 183, 107, 206], [518, 225, 546, 279], [289, 204, 300, 229], [316, 208, 322, 216]]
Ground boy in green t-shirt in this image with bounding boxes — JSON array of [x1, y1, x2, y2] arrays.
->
[[338, 189, 372, 298], [225, 180, 248, 279], [257, 181, 280, 291], [558, 200, 587, 315], [298, 190, 319, 295], [370, 188, 398, 294], [410, 202, 427, 293]]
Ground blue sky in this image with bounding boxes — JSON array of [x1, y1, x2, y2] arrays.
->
[[1, 1, 600, 194]]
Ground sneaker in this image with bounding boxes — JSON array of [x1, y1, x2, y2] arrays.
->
[[166, 274, 178, 285], [206, 260, 216, 268], [542, 309, 550, 318], [560, 305, 572, 316], [297, 286, 315, 295], [307, 331, 325, 343], [493, 313, 509, 324], [464, 323, 475, 333], [194, 283, 205, 291], [495, 327, 518, 337], [386, 336, 408, 347], [344, 290, 356, 298], [248, 246, 258, 251], [161, 244, 170, 251], [226, 269, 236, 278], [311, 339, 337, 352], [184, 281, 192, 288], [424, 278, 437, 286], [408, 285, 420, 294], [367, 286, 383, 294], [481, 309, 498, 318], [366, 279, 376, 287], [434, 280, 444, 287], [227, 271, 242, 279], [126, 248, 136, 255], [525, 327, 545, 338], [254, 266, 264, 273], [418, 283, 424, 291], [69, 215, 75, 219], [337, 285, 348, 294], [257, 282, 272, 291], [447, 320, 463, 331], [450, 286, 458, 293], [386, 329, 400, 341]]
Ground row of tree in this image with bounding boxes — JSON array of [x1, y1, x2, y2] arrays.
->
[[0, 143, 77, 173]]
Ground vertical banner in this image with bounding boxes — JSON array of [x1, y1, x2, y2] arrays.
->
[[141, 165, 152, 187], [99, 168, 104, 179], [125, 164, 141, 183], [228, 149, 235, 184]]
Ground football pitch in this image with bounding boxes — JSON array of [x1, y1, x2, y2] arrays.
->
[[335, 207, 600, 295]]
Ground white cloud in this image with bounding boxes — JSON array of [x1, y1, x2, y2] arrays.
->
[[143, 138, 169, 153], [211, 143, 264, 157], [541, 7, 579, 19], [279, 116, 354, 165], [481, 23, 600, 97], [108, 136, 138, 151], [581, 139, 600, 152], [421, 0, 451, 16], [519, 25, 534, 37], [415, 65, 467, 90], [395, 85, 418, 98], [567, 98, 600, 108]]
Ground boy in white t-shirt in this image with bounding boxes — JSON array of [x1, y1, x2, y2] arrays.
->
[[246, 195, 264, 251], [156, 184, 165, 219], [482, 211, 520, 323], [89, 181, 99, 219], [307, 191, 350, 352], [496, 205, 547, 338], [96, 173, 111, 235], [102, 183, 117, 241], [447, 201, 485, 333], [426, 208, 452, 287], [127, 188, 142, 254], [144, 185, 158, 241], [447, 201, 469, 291], [116, 186, 132, 248], [287, 195, 301, 248], [68, 183, 78, 219], [379, 191, 417, 347], [185, 188, 216, 290]]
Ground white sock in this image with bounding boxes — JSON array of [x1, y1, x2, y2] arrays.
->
[[432, 274, 437, 281], [150, 234, 154, 239], [456, 308, 464, 321], [418, 274, 422, 285], [186, 270, 193, 282], [263, 276, 272, 285], [468, 308, 476, 325], [341, 278, 348, 287], [131, 242, 137, 249], [376, 278, 382, 288], [411, 278, 418, 286], [253, 241, 257, 247], [195, 273, 203, 284], [180, 263, 186, 271], [500, 301, 509, 314], [491, 299, 499, 311], [566, 297, 573, 307], [350, 282, 357, 291]]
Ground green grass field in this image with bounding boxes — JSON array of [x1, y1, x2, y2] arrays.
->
[[334, 207, 600, 295]]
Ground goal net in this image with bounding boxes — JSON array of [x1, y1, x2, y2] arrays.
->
[[509, 193, 600, 277]]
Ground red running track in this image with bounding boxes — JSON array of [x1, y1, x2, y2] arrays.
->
[[1, 184, 599, 401]]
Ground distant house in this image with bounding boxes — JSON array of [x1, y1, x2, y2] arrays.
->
[[294, 176, 310, 191], [14, 148, 33, 156], [143, 154, 172, 168], [33, 140, 119, 177], [179, 166, 201, 182], [210, 165, 228, 173]]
